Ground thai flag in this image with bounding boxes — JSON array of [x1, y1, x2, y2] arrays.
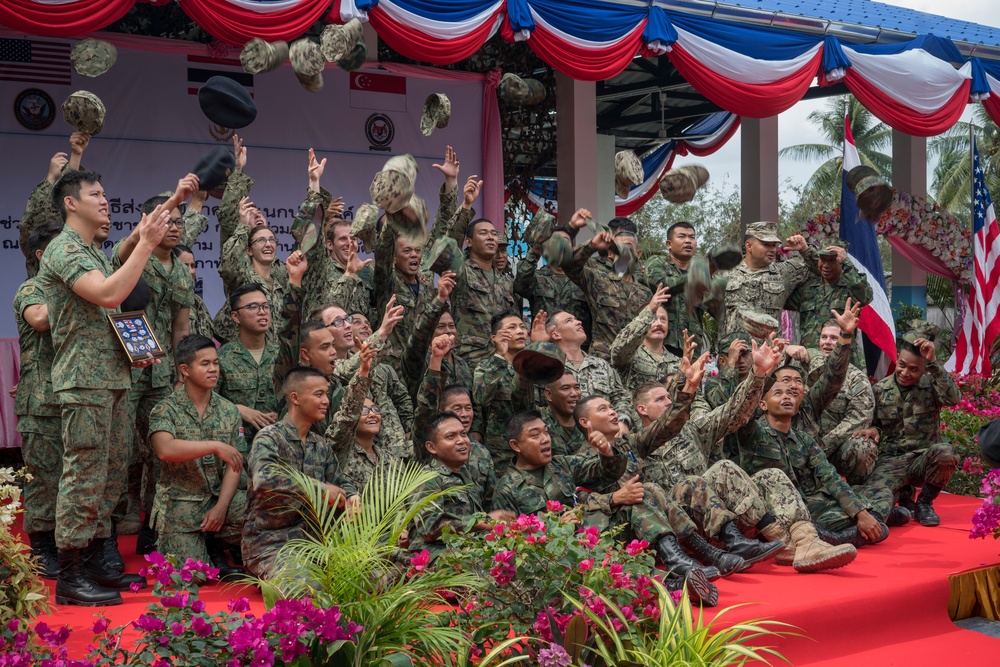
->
[[946, 136, 1000, 376], [840, 113, 897, 378]]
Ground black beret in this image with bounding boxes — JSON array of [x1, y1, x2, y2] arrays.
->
[[198, 76, 257, 129], [121, 276, 151, 313], [979, 418, 1000, 469], [192, 147, 236, 192]]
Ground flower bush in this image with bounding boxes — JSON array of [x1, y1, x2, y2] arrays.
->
[[970, 470, 1000, 541], [943, 374, 1000, 498], [0, 467, 50, 625]]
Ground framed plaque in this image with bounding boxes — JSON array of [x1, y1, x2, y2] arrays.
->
[[107, 311, 168, 363]]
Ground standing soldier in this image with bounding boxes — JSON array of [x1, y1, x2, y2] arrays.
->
[[173, 244, 216, 341], [610, 284, 684, 392]]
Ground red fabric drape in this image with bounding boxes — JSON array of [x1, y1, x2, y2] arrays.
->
[[667, 43, 820, 118], [367, 6, 501, 65], [981, 91, 1000, 129], [0, 0, 136, 37], [843, 69, 971, 137], [178, 0, 334, 46]]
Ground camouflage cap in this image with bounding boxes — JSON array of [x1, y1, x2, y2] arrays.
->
[[497, 72, 546, 106], [524, 210, 555, 248], [497, 227, 509, 246], [240, 38, 289, 75], [513, 341, 567, 384], [320, 19, 363, 62], [612, 241, 638, 277], [542, 233, 573, 268], [62, 91, 106, 135], [707, 243, 742, 271], [684, 255, 711, 313], [615, 150, 644, 199], [718, 330, 753, 350], [71, 39, 117, 78], [336, 41, 368, 72], [370, 169, 413, 214], [739, 310, 780, 340], [385, 194, 429, 245], [290, 39, 325, 92], [902, 319, 941, 344], [818, 238, 850, 257], [744, 221, 781, 243], [847, 165, 893, 222], [420, 93, 451, 137], [351, 203, 379, 252], [421, 236, 465, 275], [659, 165, 709, 204], [383, 154, 418, 188], [978, 418, 1000, 469]]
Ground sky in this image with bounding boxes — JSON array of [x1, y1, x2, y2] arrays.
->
[[691, 0, 1000, 199]]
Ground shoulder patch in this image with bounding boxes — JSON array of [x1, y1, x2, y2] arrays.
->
[[19, 284, 37, 297]]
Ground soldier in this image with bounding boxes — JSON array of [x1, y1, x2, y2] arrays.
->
[[868, 332, 961, 527], [243, 363, 369, 579], [14, 222, 66, 578], [39, 170, 183, 605], [562, 210, 652, 360], [540, 372, 586, 457], [173, 244, 216, 341], [610, 284, 683, 392], [148, 335, 246, 580], [642, 221, 711, 356], [409, 412, 514, 559], [347, 313, 414, 438], [493, 226, 514, 280], [719, 222, 820, 341], [493, 410, 720, 606], [217, 284, 280, 441], [703, 331, 753, 409], [337, 395, 410, 493], [786, 239, 872, 367]]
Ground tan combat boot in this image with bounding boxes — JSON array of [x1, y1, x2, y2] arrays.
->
[[759, 521, 793, 566], [789, 521, 857, 573]]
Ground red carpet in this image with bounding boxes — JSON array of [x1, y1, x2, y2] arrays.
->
[[25, 494, 1000, 664]]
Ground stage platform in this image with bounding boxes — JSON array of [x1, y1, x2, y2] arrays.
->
[[27, 494, 1000, 664]]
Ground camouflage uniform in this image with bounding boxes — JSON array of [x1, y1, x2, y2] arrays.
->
[[703, 461, 811, 533], [806, 349, 876, 484], [217, 339, 280, 442], [735, 417, 892, 531], [703, 366, 740, 410], [216, 222, 289, 344], [147, 388, 246, 563], [641, 253, 711, 355], [563, 241, 652, 360], [410, 458, 486, 558], [868, 363, 961, 499], [719, 247, 820, 341], [451, 257, 517, 368], [513, 247, 592, 341], [369, 362, 412, 440], [472, 355, 536, 474], [180, 201, 209, 249], [37, 226, 133, 550], [564, 354, 635, 427], [609, 307, 682, 392], [243, 374, 368, 578], [20, 179, 62, 278], [540, 407, 586, 458], [13, 279, 62, 533], [189, 294, 216, 341]]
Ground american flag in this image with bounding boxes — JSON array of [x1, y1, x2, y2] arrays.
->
[[947, 136, 1000, 376], [0, 38, 71, 85]]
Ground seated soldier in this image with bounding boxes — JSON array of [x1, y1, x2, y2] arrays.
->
[[870, 332, 961, 527], [493, 411, 720, 606], [540, 372, 586, 457], [610, 284, 683, 392], [337, 392, 410, 494], [243, 352, 374, 579], [148, 335, 246, 580], [409, 412, 514, 559], [703, 332, 753, 410]]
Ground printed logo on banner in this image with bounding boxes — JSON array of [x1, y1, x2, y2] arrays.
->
[[365, 113, 394, 152], [209, 125, 235, 142], [13, 88, 55, 131]]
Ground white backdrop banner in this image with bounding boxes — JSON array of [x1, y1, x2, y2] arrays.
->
[[0, 33, 485, 338]]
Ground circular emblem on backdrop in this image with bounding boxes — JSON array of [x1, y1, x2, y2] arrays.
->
[[14, 88, 55, 131], [365, 112, 394, 151]]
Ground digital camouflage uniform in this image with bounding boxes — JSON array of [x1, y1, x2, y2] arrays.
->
[[147, 388, 246, 563], [563, 241, 652, 360], [217, 339, 280, 442], [719, 247, 820, 341], [540, 407, 586, 457], [20, 178, 61, 278], [410, 458, 487, 559], [642, 253, 714, 355], [564, 354, 635, 428], [736, 417, 892, 531], [514, 247, 592, 342], [216, 222, 288, 345], [243, 374, 368, 578], [868, 363, 961, 499], [807, 349, 876, 484], [176, 205, 216, 341], [703, 366, 740, 410], [473, 355, 536, 475], [189, 294, 216, 341], [37, 226, 133, 550], [451, 256, 517, 369], [13, 278, 62, 533], [180, 199, 210, 249], [609, 307, 682, 392]]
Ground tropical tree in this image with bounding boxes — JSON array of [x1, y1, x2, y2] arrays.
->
[[929, 105, 1000, 220], [779, 95, 893, 194]]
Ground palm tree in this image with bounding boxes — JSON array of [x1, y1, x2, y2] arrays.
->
[[929, 105, 1000, 220], [780, 95, 893, 194]]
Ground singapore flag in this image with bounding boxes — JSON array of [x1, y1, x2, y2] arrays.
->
[[350, 71, 407, 111]]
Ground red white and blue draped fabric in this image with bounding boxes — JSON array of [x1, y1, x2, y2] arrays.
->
[[179, 0, 335, 45], [840, 114, 896, 379], [0, 0, 138, 38], [947, 137, 1000, 376]]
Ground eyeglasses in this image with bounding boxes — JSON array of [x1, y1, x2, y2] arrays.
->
[[236, 302, 272, 313], [327, 315, 355, 328], [250, 237, 277, 247], [361, 405, 381, 416], [166, 219, 184, 228]]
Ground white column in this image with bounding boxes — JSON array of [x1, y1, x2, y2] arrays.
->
[[556, 73, 600, 224], [891, 130, 928, 314], [740, 116, 779, 232]]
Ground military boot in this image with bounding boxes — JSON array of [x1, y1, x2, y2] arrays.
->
[[84, 539, 147, 591], [663, 568, 719, 607], [759, 522, 794, 566], [915, 483, 943, 527], [104, 527, 125, 573], [718, 521, 784, 565], [682, 533, 749, 576], [788, 521, 857, 573], [56, 549, 122, 607], [886, 506, 912, 527], [814, 519, 889, 548], [135, 521, 157, 555], [655, 534, 721, 581], [27, 530, 59, 579], [897, 486, 917, 515], [206, 535, 245, 583]]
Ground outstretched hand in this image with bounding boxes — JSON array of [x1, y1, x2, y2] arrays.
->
[[530, 310, 549, 342], [752, 338, 783, 375], [648, 283, 670, 313], [832, 297, 861, 335]]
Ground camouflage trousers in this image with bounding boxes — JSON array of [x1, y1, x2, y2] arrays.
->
[[701, 459, 778, 535], [17, 415, 62, 533], [55, 388, 129, 550], [152, 491, 245, 565], [747, 468, 812, 533], [668, 475, 738, 540], [114, 381, 172, 525], [868, 444, 960, 498], [823, 436, 878, 486], [807, 479, 894, 532]]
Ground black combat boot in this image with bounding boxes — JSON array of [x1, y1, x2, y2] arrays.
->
[[682, 532, 749, 576], [663, 569, 719, 607], [655, 534, 721, 581], [84, 539, 147, 591], [886, 506, 912, 527], [718, 521, 785, 565], [135, 521, 157, 555], [27, 530, 59, 580], [55, 549, 122, 607], [814, 518, 889, 547], [205, 535, 245, 583], [104, 527, 125, 573], [915, 483, 944, 527], [897, 486, 917, 515]]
